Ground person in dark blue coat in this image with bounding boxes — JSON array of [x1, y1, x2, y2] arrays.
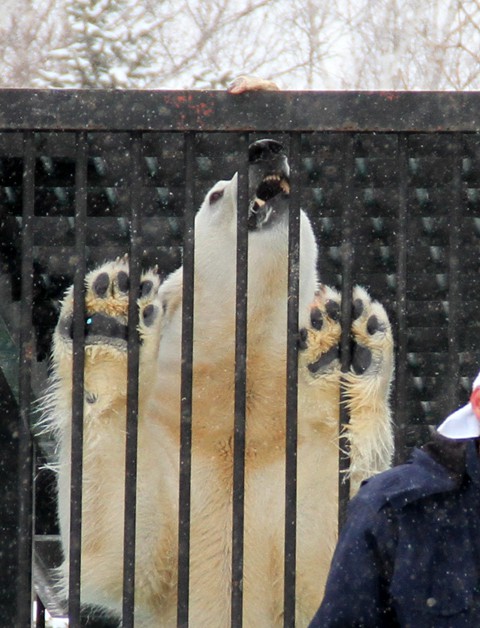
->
[[309, 372, 480, 627]]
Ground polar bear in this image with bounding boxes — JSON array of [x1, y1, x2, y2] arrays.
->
[[45, 139, 394, 626]]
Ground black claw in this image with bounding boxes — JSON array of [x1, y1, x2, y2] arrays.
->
[[352, 344, 372, 375], [352, 298, 364, 320], [117, 271, 130, 293], [366, 314, 386, 335], [307, 345, 340, 374], [310, 307, 323, 331], [142, 304, 157, 327], [140, 280, 153, 298], [85, 391, 98, 404], [298, 328, 308, 350], [325, 300, 340, 322], [92, 272, 110, 298]]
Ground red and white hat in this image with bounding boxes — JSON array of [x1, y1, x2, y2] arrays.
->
[[437, 372, 480, 439]]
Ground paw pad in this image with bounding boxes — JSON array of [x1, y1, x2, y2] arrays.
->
[[140, 280, 154, 298], [116, 270, 130, 294], [142, 304, 158, 328], [352, 298, 364, 320], [351, 344, 372, 375], [325, 300, 340, 322], [307, 346, 339, 374], [366, 314, 386, 335], [298, 328, 309, 350], [310, 307, 323, 331], [83, 312, 128, 343], [92, 272, 110, 298]]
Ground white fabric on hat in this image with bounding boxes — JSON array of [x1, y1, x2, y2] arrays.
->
[[437, 403, 480, 439], [436, 370, 480, 439]]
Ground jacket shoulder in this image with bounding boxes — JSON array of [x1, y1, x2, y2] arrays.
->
[[354, 435, 466, 512]]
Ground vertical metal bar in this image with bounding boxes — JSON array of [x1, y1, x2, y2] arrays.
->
[[68, 131, 88, 627], [177, 132, 196, 628], [394, 134, 409, 465], [447, 135, 461, 411], [16, 131, 35, 628], [283, 133, 301, 628], [338, 134, 355, 530], [231, 135, 249, 628], [122, 133, 143, 627]]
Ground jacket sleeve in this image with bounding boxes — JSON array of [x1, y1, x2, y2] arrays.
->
[[308, 488, 398, 628]]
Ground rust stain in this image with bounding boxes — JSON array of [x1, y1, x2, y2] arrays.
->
[[381, 93, 400, 102], [192, 101, 214, 118], [163, 93, 215, 129]]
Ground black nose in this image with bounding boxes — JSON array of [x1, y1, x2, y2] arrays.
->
[[248, 139, 284, 164]]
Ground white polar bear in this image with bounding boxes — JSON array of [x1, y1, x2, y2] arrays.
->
[[45, 139, 394, 626]]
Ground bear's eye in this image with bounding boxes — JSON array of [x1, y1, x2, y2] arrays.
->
[[209, 189, 224, 204]]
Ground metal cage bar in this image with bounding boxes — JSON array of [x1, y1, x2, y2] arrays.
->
[[177, 132, 196, 627], [16, 131, 35, 627], [283, 132, 301, 628], [446, 135, 462, 413], [68, 131, 88, 627], [231, 135, 249, 628], [338, 134, 355, 529], [122, 132, 143, 627], [394, 134, 409, 464]]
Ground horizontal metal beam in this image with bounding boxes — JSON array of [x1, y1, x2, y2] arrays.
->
[[1, 90, 480, 132]]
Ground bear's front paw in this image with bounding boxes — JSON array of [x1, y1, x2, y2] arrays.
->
[[56, 258, 161, 353], [298, 285, 393, 386], [50, 259, 161, 421], [298, 284, 394, 488]]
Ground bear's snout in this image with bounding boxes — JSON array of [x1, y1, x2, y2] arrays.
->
[[248, 139, 284, 164]]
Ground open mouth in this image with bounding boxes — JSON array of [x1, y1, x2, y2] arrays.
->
[[248, 174, 290, 230], [247, 139, 290, 231]]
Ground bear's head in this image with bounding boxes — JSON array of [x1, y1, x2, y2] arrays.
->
[[194, 139, 290, 237], [193, 139, 317, 329]]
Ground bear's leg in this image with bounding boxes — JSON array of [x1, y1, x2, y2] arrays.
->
[[294, 285, 394, 623], [51, 258, 164, 619], [295, 286, 343, 625]]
